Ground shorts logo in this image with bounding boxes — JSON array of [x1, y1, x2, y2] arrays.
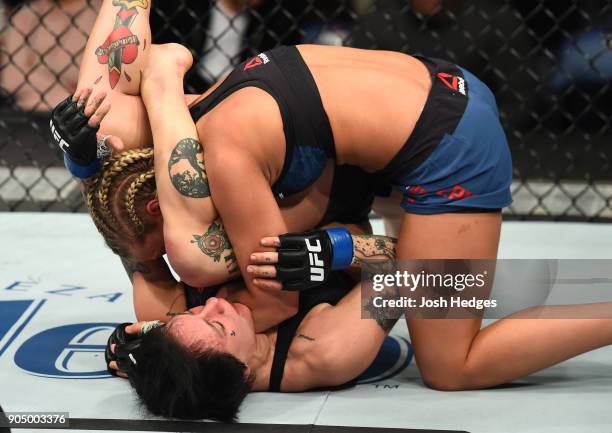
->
[[244, 53, 270, 71], [305, 239, 325, 282], [403, 184, 475, 205], [437, 72, 466, 96]]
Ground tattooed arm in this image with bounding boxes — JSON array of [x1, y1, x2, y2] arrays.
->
[[282, 282, 397, 391], [120, 256, 188, 322], [352, 234, 397, 274], [134, 45, 242, 288]]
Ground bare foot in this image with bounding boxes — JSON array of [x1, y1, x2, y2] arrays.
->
[[141, 43, 193, 96]]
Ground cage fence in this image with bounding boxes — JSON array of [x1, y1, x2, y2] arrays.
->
[[0, 0, 611, 219]]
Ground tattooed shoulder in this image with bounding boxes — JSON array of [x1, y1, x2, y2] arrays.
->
[[168, 138, 210, 198]]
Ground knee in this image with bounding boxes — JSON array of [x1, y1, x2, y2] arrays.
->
[[420, 364, 480, 391]]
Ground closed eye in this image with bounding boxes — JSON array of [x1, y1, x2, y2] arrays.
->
[[212, 321, 226, 334]]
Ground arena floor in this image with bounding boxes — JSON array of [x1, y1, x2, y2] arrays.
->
[[1, 213, 611, 433]]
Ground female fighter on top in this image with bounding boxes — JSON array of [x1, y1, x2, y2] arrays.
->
[[52, 0, 612, 397]]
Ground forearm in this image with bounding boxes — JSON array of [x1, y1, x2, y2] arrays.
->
[[351, 234, 397, 274]]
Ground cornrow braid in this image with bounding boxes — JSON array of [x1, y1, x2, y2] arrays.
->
[[97, 149, 154, 227], [124, 168, 156, 235], [83, 148, 157, 258], [84, 158, 116, 239]]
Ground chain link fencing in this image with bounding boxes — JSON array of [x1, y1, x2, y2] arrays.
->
[[1, 0, 611, 219]]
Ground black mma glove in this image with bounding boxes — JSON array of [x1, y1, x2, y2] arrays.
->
[[105, 321, 164, 376], [276, 227, 354, 291], [49, 95, 111, 178], [105, 323, 137, 377]]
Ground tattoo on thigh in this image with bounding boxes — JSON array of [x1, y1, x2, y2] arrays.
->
[[168, 138, 210, 198], [120, 257, 151, 282], [95, 0, 149, 89], [191, 221, 230, 262]]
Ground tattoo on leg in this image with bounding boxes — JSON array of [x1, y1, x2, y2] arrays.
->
[[168, 138, 210, 198], [95, 0, 149, 88], [191, 221, 231, 262], [120, 257, 151, 283]]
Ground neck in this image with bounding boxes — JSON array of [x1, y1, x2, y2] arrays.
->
[[248, 331, 277, 391]]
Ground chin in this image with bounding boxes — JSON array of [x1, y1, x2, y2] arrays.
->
[[234, 302, 252, 320]]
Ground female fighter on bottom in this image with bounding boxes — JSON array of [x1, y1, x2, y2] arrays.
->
[[108, 274, 396, 422]]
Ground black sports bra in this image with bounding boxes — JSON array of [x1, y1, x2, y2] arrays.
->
[[189, 46, 335, 200]]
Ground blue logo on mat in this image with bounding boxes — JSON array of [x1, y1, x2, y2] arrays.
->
[[357, 336, 413, 384], [14, 323, 117, 379]]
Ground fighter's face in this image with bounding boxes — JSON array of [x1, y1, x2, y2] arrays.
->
[[167, 297, 256, 365]]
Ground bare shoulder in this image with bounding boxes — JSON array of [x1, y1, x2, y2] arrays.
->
[[197, 87, 284, 162]]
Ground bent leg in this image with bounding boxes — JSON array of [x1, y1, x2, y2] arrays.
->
[[399, 211, 500, 389], [462, 305, 612, 389], [79, 0, 152, 94], [400, 211, 612, 390], [74, 0, 154, 149]]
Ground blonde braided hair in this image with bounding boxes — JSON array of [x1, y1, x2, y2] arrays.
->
[[83, 148, 157, 257], [124, 168, 156, 235], [97, 149, 154, 227]]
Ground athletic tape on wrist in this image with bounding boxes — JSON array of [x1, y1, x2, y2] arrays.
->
[[63, 154, 101, 179], [325, 227, 354, 270], [141, 320, 164, 334], [97, 135, 113, 160]]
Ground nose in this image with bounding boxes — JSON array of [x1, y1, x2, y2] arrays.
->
[[199, 297, 226, 316]]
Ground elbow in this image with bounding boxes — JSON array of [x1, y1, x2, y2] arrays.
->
[[170, 258, 225, 289], [165, 245, 225, 289]]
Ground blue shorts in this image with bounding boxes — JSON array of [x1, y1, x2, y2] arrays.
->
[[378, 57, 513, 214]]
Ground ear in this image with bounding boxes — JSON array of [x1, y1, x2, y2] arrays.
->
[[243, 364, 252, 379], [145, 198, 161, 216]]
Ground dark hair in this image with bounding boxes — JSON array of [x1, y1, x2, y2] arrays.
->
[[127, 327, 253, 422]]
